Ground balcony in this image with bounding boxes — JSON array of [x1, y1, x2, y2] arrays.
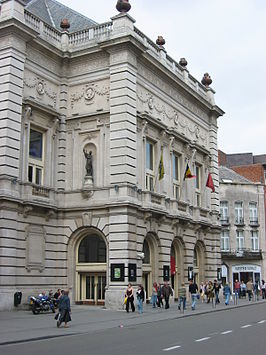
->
[[235, 217, 245, 226], [220, 216, 230, 225], [221, 248, 262, 260], [249, 218, 259, 227]]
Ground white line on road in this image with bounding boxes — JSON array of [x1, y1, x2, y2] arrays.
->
[[163, 345, 181, 351], [258, 320, 266, 324], [221, 330, 233, 335], [195, 337, 210, 342], [241, 324, 252, 328]]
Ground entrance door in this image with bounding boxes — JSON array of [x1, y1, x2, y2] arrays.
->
[[142, 272, 151, 300], [80, 273, 106, 305]]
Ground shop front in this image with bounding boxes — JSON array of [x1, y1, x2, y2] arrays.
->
[[232, 264, 261, 284]]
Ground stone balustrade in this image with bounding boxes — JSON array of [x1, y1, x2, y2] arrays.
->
[[22, 6, 213, 102]]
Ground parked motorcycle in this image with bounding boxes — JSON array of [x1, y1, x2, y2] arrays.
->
[[30, 296, 55, 315]]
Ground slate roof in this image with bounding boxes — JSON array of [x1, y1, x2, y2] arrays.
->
[[25, 0, 97, 33], [219, 166, 253, 184]]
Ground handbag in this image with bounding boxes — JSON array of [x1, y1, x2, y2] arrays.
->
[[196, 293, 200, 300], [123, 296, 127, 305], [54, 313, 60, 320]]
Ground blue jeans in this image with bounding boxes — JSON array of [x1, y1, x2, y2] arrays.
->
[[151, 294, 157, 308], [191, 294, 197, 309], [178, 297, 186, 310], [225, 293, 230, 305], [137, 298, 143, 313]]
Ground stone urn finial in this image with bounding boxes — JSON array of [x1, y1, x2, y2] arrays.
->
[[116, 0, 131, 13], [60, 18, 70, 31], [156, 36, 166, 47], [179, 58, 188, 68], [201, 73, 212, 87]]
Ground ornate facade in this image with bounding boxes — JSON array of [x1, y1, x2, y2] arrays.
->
[[0, 0, 224, 310]]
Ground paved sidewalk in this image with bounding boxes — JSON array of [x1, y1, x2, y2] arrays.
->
[[0, 297, 264, 346]]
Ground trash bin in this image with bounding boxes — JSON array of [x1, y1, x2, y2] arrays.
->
[[14, 292, 22, 307]]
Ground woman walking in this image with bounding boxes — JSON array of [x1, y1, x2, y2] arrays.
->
[[125, 283, 135, 313], [151, 282, 158, 308], [57, 290, 71, 328], [136, 284, 145, 314]]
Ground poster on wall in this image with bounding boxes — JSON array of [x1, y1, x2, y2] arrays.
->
[[128, 263, 137, 282], [111, 263, 125, 281], [188, 267, 194, 281], [163, 265, 170, 281]]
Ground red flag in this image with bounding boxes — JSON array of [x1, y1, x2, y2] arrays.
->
[[206, 172, 215, 192]]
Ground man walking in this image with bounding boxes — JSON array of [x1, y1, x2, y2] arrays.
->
[[189, 280, 198, 310], [161, 281, 173, 309], [213, 279, 221, 304], [246, 279, 253, 301], [178, 282, 187, 311]]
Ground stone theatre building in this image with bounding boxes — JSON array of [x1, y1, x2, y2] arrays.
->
[[0, 0, 224, 309]]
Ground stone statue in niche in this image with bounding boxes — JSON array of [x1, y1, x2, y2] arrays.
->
[[83, 149, 93, 177]]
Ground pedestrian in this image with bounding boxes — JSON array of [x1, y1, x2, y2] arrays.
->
[[213, 279, 221, 304], [125, 283, 135, 313], [240, 281, 247, 298], [151, 282, 158, 308], [157, 283, 163, 308], [161, 281, 173, 309], [189, 280, 198, 310], [57, 290, 71, 328], [261, 280, 266, 299], [199, 282, 206, 303], [54, 289, 61, 299], [234, 279, 241, 298], [223, 283, 231, 305], [178, 282, 187, 311], [254, 280, 260, 301], [136, 284, 145, 314], [246, 279, 253, 301], [206, 281, 214, 304]]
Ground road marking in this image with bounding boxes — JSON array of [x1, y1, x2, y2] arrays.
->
[[258, 320, 266, 324], [195, 337, 210, 342], [163, 345, 181, 351], [221, 330, 233, 335], [241, 324, 252, 328]]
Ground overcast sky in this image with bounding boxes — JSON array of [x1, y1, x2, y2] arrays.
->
[[60, 0, 266, 155]]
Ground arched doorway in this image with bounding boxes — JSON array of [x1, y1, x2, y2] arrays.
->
[[193, 241, 205, 285], [170, 238, 185, 299], [142, 233, 159, 300], [75, 232, 107, 305]]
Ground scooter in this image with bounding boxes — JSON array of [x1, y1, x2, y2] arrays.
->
[[30, 296, 55, 315]]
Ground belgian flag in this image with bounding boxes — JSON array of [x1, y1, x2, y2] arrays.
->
[[184, 163, 196, 180]]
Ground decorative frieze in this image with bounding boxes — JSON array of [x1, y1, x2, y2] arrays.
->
[[70, 82, 109, 108], [137, 87, 208, 147], [23, 75, 58, 108]]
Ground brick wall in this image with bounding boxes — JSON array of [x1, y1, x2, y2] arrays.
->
[[231, 164, 264, 184]]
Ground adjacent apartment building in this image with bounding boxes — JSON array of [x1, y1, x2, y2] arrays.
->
[[0, 0, 224, 310], [219, 166, 266, 286]]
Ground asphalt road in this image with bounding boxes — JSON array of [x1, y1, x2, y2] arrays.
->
[[1, 303, 266, 355]]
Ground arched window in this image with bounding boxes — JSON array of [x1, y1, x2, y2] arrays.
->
[[78, 235, 106, 263], [193, 249, 198, 267], [143, 239, 150, 264]]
